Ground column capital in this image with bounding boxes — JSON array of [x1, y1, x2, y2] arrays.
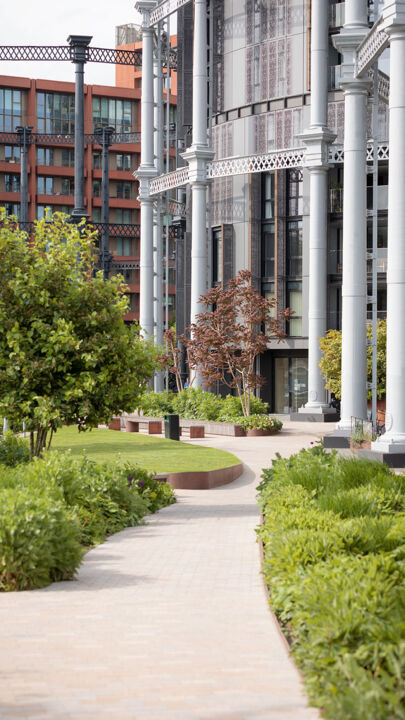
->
[[182, 146, 214, 184], [333, 26, 369, 84], [67, 35, 92, 63], [135, 0, 157, 29], [382, 1, 405, 31], [300, 127, 336, 168]]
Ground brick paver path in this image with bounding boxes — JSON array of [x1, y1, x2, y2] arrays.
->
[[0, 421, 330, 719]]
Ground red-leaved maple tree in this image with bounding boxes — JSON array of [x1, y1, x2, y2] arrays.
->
[[183, 270, 289, 416]]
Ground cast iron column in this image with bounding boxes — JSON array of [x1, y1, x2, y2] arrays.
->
[[333, 0, 370, 434], [94, 125, 115, 279], [16, 125, 33, 226], [135, 1, 157, 339], [297, 0, 336, 421], [68, 34, 91, 223], [153, 24, 164, 391], [372, 1, 405, 455], [183, 0, 214, 386]]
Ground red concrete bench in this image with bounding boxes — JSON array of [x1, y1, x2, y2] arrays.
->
[[125, 419, 162, 434], [179, 425, 205, 439]]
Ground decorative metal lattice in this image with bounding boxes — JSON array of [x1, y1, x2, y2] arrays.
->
[[329, 143, 390, 164], [356, 22, 390, 77], [0, 45, 142, 66], [167, 198, 186, 216], [150, 166, 190, 195], [0, 131, 141, 146], [207, 148, 306, 178], [111, 261, 140, 271], [149, 0, 191, 26], [90, 223, 141, 238]]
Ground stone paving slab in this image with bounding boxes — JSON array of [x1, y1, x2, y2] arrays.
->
[[0, 421, 331, 719]]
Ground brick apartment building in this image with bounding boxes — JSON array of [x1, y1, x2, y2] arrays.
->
[[0, 26, 177, 323]]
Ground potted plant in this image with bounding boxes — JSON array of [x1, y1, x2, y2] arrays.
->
[[350, 427, 372, 450], [238, 414, 283, 437]]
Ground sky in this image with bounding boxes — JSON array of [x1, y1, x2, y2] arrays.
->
[[1, 0, 142, 85]]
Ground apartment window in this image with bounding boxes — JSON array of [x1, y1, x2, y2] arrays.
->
[[262, 223, 275, 278], [212, 228, 222, 285], [263, 172, 275, 219], [128, 293, 139, 312], [115, 237, 132, 256], [116, 153, 131, 171], [287, 221, 303, 276], [92, 97, 133, 133], [4, 145, 20, 163], [61, 148, 74, 167], [61, 178, 72, 195], [116, 181, 131, 199], [37, 92, 75, 134], [37, 147, 54, 166], [37, 205, 53, 220], [287, 169, 303, 216], [93, 152, 101, 169], [287, 281, 303, 336], [0, 88, 22, 132], [37, 176, 54, 195], [264, 284, 276, 336], [116, 209, 131, 224], [92, 208, 101, 222], [93, 180, 101, 197], [4, 174, 20, 192], [2, 202, 20, 218]]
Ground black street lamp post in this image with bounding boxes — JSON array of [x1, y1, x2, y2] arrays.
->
[[16, 125, 33, 225], [94, 125, 115, 279]]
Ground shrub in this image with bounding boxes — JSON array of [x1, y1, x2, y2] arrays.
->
[[217, 394, 269, 420], [0, 432, 30, 467], [238, 414, 283, 432], [129, 469, 176, 513], [257, 448, 405, 720], [136, 390, 175, 417], [172, 387, 223, 420], [0, 487, 83, 591]]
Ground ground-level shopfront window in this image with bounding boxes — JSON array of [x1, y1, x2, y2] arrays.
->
[[274, 356, 308, 414]]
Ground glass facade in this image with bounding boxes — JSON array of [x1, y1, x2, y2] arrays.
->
[[92, 97, 133, 133], [274, 357, 308, 414], [0, 88, 22, 132], [36, 92, 75, 134]]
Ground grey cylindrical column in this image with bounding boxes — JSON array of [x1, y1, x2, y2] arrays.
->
[[153, 25, 164, 392], [68, 35, 92, 222], [16, 126, 32, 226], [333, 0, 370, 432], [135, 2, 157, 339], [95, 125, 114, 279], [373, 25, 405, 454], [298, 0, 336, 419]]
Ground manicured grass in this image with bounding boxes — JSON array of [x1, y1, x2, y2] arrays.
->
[[51, 426, 240, 473]]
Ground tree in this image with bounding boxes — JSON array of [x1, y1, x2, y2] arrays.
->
[[158, 328, 185, 393], [0, 212, 157, 457], [184, 270, 289, 416], [319, 320, 386, 399]]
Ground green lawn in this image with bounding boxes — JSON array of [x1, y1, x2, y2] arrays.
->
[[51, 426, 240, 474]]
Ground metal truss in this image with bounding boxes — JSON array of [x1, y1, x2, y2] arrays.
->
[[0, 132, 141, 146], [0, 45, 142, 66], [149, 0, 191, 26], [90, 223, 141, 238], [356, 20, 390, 77], [150, 166, 189, 195], [207, 149, 306, 178]]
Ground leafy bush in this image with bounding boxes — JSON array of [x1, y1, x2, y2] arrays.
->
[[217, 394, 269, 420], [0, 487, 83, 591], [238, 414, 283, 432], [136, 390, 175, 417], [0, 432, 30, 467], [0, 451, 176, 589], [172, 387, 223, 420], [257, 448, 405, 720]]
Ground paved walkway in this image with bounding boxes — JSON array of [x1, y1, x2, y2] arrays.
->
[[0, 421, 331, 720]]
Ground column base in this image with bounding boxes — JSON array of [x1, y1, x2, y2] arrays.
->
[[323, 429, 351, 449], [371, 435, 405, 455], [291, 406, 339, 423], [358, 448, 405, 468]]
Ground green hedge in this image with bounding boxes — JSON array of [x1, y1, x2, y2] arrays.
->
[[257, 447, 405, 720], [137, 388, 269, 422], [0, 451, 176, 590], [0, 432, 30, 467]]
